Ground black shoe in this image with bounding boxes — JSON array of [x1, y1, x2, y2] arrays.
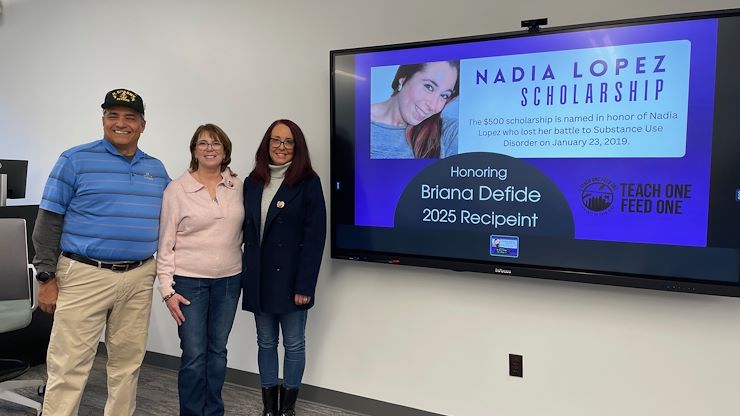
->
[[279, 385, 299, 416], [261, 385, 279, 416]]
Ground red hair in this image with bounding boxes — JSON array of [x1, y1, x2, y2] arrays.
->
[[391, 61, 460, 158], [250, 119, 317, 187]]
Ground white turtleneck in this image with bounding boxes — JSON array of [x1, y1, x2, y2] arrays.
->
[[260, 162, 291, 242]]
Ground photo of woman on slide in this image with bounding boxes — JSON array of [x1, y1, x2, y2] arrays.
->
[[371, 60, 460, 159]]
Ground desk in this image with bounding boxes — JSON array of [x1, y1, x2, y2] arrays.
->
[[0, 205, 52, 366]]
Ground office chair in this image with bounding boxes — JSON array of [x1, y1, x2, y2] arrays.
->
[[0, 218, 43, 416]]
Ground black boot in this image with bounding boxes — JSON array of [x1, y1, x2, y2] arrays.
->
[[279, 384, 299, 416], [261, 385, 279, 416]]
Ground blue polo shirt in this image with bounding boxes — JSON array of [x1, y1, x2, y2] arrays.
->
[[40, 139, 170, 261]]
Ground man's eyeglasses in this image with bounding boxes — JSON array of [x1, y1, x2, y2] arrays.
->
[[196, 141, 223, 150], [270, 138, 295, 149]]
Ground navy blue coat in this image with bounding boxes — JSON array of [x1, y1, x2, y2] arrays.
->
[[241, 174, 327, 314]]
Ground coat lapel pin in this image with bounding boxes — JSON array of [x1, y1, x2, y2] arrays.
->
[[276, 200, 285, 208]]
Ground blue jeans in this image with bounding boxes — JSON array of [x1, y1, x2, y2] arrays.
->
[[175, 274, 241, 416], [254, 309, 308, 389]]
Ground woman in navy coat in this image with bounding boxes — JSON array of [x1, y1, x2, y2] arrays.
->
[[242, 119, 326, 416]]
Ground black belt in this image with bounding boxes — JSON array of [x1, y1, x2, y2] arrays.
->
[[62, 251, 150, 273]]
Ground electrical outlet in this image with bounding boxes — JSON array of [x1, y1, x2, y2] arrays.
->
[[509, 354, 523, 377]]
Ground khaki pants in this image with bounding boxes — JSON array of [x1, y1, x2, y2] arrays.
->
[[42, 255, 156, 416]]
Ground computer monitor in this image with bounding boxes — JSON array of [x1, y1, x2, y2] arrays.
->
[[0, 159, 29, 199]]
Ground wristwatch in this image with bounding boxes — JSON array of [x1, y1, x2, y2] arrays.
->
[[36, 271, 56, 283]]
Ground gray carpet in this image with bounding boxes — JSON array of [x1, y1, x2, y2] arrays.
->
[[0, 355, 366, 415]]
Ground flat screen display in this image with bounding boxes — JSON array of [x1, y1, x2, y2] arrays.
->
[[0, 159, 28, 199], [330, 10, 740, 296]]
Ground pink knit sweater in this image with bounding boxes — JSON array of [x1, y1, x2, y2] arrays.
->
[[156, 169, 244, 297]]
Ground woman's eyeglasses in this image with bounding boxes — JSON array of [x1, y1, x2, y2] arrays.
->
[[270, 138, 295, 149], [196, 141, 223, 150]]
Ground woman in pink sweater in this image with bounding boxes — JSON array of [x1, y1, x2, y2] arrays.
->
[[156, 124, 244, 416]]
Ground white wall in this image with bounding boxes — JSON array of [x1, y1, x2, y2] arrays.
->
[[2, 1, 740, 415]]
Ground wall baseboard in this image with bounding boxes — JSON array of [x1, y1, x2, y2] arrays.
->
[[143, 350, 443, 416]]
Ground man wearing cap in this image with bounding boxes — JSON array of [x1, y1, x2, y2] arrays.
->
[[32, 88, 170, 415]]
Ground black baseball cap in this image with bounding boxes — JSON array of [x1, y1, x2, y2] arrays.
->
[[101, 88, 145, 115]]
